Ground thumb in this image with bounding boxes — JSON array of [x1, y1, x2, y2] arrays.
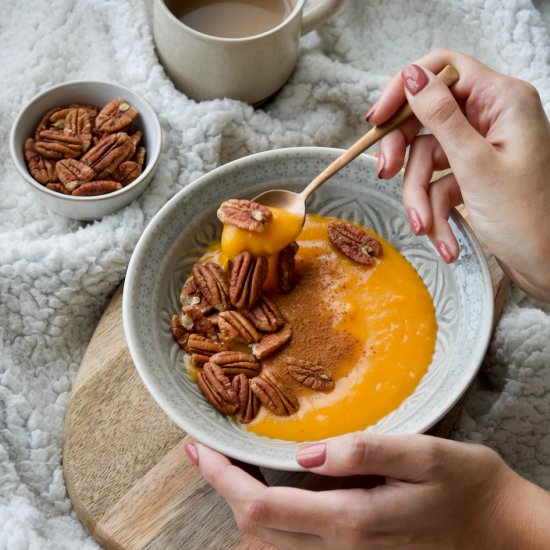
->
[[296, 432, 463, 482], [401, 64, 491, 172]]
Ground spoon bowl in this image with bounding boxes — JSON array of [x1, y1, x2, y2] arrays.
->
[[251, 187, 307, 217], [252, 65, 459, 223]]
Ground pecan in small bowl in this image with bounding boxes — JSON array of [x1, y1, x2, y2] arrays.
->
[[9, 81, 161, 221]]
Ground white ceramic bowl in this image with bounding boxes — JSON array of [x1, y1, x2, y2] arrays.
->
[[123, 147, 494, 471], [9, 81, 161, 221]]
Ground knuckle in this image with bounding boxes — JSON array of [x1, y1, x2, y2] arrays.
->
[[516, 79, 541, 102], [429, 46, 451, 60], [236, 497, 270, 534], [330, 500, 377, 546], [472, 443, 500, 467], [344, 432, 370, 469], [497, 76, 541, 108], [206, 467, 226, 488], [419, 438, 446, 476], [423, 94, 458, 127], [408, 133, 433, 155]]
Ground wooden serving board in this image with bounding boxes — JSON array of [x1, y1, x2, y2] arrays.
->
[[63, 224, 508, 550]]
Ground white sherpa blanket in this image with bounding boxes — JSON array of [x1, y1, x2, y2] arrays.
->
[[2, 0, 550, 548]]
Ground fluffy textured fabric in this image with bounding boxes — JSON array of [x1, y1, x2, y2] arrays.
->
[[1, 0, 550, 547]]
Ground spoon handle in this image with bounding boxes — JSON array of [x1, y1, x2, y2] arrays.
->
[[299, 64, 459, 200]]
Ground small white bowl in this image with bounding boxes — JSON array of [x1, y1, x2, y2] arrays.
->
[[9, 81, 161, 221], [123, 147, 494, 471]]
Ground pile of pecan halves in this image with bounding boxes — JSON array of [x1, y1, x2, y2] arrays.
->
[[24, 99, 145, 196], [172, 198, 383, 425]]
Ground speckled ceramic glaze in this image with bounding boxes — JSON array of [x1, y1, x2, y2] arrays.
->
[[123, 147, 494, 471]]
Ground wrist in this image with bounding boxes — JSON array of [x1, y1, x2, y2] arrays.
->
[[483, 468, 550, 549], [498, 259, 550, 303], [522, 483, 550, 550]]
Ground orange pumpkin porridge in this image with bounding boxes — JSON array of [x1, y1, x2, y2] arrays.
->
[[171, 199, 437, 442]]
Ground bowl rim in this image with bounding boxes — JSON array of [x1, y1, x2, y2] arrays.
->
[[9, 79, 162, 204], [123, 146, 495, 469]]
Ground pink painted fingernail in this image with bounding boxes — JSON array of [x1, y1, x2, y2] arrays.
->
[[296, 442, 326, 468], [407, 208, 423, 235], [184, 443, 199, 466], [437, 241, 453, 263], [401, 64, 429, 95], [365, 101, 378, 123], [377, 153, 386, 178]]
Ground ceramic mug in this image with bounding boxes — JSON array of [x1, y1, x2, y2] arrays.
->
[[152, 0, 344, 104]]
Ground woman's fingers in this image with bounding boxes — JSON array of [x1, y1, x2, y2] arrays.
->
[[297, 432, 466, 482], [404, 135, 463, 263], [192, 438, 515, 549], [403, 134, 450, 235], [374, 49, 502, 178], [366, 48, 500, 127], [401, 64, 492, 176], [192, 443, 266, 507], [193, 443, 350, 535], [377, 117, 423, 178], [426, 172, 463, 263], [385, 129, 462, 263]]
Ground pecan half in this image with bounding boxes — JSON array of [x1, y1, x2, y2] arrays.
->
[[192, 262, 231, 311], [64, 108, 92, 153], [217, 199, 272, 233], [250, 373, 299, 416], [114, 161, 141, 185], [132, 146, 146, 168], [34, 107, 67, 139], [182, 306, 218, 340], [128, 130, 143, 150], [241, 295, 284, 333], [327, 221, 383, 266], [71, 180, 122, 196], [64, 180, 84, 192], [187, 333, 228, 356], [285, 356, 335, 391], [68, 103, 100, 124], [230, 251, 268, 309], [80, 132, 134, 179], [46, 183, 71, 194], [35, 130, 82, 159], [233, 374, 261, 424], [197, 362, 239, 415], [95, 98, 139, 134], [179, 278, 213, 314], [252, 324, 292, 360], [277, 241, 299, 293], [171, 314, 189, 349], [24, 138, 57, 184], [209, 351, 261, 378], [217, 311, 261, 345], [55, 158, 95, 185]]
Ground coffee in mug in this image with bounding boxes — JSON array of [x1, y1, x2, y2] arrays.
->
[[168, 0, 294, 39], [153, 0, 344, 104]]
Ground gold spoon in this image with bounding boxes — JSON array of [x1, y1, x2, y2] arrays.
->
[[252, 65, 459, 218]]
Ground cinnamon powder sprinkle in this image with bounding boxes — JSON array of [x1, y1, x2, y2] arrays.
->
[[263, 260, 360, 394]]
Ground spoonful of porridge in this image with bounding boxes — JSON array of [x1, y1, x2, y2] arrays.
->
[[218, 65, 459, 258]]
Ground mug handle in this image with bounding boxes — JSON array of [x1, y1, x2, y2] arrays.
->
[[300, 0, 344, 35]]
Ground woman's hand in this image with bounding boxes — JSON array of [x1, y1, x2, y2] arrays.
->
[[367, 49, 550, 302], [186, 433, 550, 549]]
